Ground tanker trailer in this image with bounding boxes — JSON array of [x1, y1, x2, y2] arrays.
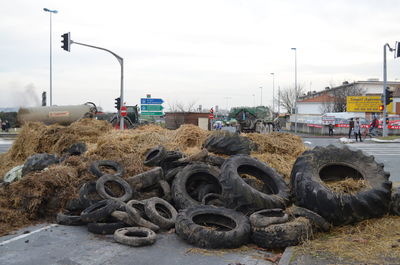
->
[[17, 102, 97, 126]]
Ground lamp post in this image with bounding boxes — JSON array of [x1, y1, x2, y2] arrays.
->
[[259, 86, 263, 106], [43, 8, 58, 106], [252, 94, 255, 107], [291, 47, 298, 133], [270, 73, 275, 114]]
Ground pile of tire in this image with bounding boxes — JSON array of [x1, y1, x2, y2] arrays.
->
[[55, 137, 398, 250]]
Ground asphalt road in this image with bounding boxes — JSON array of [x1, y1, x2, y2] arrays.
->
[[0, 139, 13, 154]]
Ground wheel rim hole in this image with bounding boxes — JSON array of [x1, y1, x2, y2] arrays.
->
[[99, 165, 117, 175], [147, 150, 159, 160], [105, 181, 125, 197], [193, 213, 236, 231], [319, 165, 363, 182], [125, 231, 148, 238], [155, 203, 171, 219], [186, 172, 222, 202], [237, 165, 278, 194]]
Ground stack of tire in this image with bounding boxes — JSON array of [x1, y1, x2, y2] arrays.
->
[[57, 159, 177, 247]]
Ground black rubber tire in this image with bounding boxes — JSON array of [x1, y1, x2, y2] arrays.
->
[[197, 183, 220, 201], [158, 180, 172, 202], [63, 142, 87, 156], [220, 155, 290, 214], [201, 193, 224, 207], [175, 205, 250, 249], [160, 151, 185, 171], [251, 217, 312, 249], [390, 187, 400, 216], [89, 160, 125, 178], [96, 175, 133, 202], [172, 163, 222, 209], [114, 227, 156, 247], [79, 181, 104, 208], [144, 146, 167, 167], [56, 212, 85, 226], [65, 198, 85, 212], [249, 209, 289, 228], [125, 201, 160, 231], [205, 155, 226, 167], [291, 145, 392, 225], [127, 167, 163, 191], [144, 197, 177, 230], [80, 199, 120, 223], [87, 222, 127, 235], [287, 206, 331, 232], [164, 166, 185, 183], [202, 132, 255, 155], [22, 153, 59, 176]]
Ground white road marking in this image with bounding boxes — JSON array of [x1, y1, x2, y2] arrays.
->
[[0, 224, 58, 246]]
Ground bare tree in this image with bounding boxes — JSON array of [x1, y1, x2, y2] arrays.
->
[[319, 84, 365, 113], [278, 86, 304, 114]]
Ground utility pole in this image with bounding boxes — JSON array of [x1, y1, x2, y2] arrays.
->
[[270, 73, 275, 114], [259, 86, 263, 106], [383, 43, 394, 137], [291, 48, 298, 133], [43, 8, 58, 105]]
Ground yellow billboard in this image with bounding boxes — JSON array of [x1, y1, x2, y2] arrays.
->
[[346, 96, 393, 113]]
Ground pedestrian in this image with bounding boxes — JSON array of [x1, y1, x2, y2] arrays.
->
[[348, 118, 354, 139], [354, 118, 362, 142], [1, 121, 6, 132], [369, 116, 379, 136], [5, 120, 10, 132], [328, 123, 334, 136]]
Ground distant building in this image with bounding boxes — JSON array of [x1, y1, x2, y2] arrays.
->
[[164, 112, 210, 130], [297, 80, 400, 116]]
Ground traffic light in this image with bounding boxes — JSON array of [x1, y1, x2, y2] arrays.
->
[[210, 108, 214, 114], [396, 42, 400, 58], [42, 92, 47, 106], [385, 87, 393, 105], [61, 32, 71, 52], [115, 97, 121, 110], [378, 105, 384, 111]]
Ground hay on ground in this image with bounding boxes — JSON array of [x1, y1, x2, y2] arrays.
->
[[323, 178, 371, 195]]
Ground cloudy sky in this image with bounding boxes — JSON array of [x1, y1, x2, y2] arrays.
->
[[1, 0, 400, 112]]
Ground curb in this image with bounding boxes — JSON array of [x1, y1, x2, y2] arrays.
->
[[371, 138, 400, 143], [278, 247, 294, 265]]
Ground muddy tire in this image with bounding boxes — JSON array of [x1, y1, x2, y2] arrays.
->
[[205, 155, 226, 167], [79, 181, 106, 208], [144, 146, 167, 167], [291, 145, 392, 225], [203, 132, 255, 155], [87, 222, 127, 235], [80, 199, 119, 223], [125, 201, 160, 231], [56, 212, 85, 226], [89, 160, 125, 178], [22, 153, 59, 176], [287, 206, 331, 232], [158, 180, 172, 202], [114, 227, 156, 247], [144, 197, 177, 230], [176, 205, 250, 249], [65, 198, 85, 212], [220, 155, 290, 214], [127, 167, 163, 191], [172, 163, 222, 209], [201, 193, 224, 207], [390, 187, 400, 216], [96, 175, 133, 202], [249, 209, 289, 228], [160, 151, 185, 171], [164, 167, 184, 183], [251, 217, 312, 249]]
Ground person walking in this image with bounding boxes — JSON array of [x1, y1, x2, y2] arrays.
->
[[369, 116, 379, 136], [354, 118, 362, 142], [348, 118, 354, 139], [328, 123, 334, 136]]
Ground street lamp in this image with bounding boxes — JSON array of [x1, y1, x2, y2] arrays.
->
[[43, 8, 58, 106], [291, 47, 298, 133], [259, 86, 263, 106], [270, 73, 275, 114], [252, 94, 255, 107]]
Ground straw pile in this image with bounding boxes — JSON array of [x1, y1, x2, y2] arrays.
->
[[0, 119, 303, 236], [324, 178, 371, 195], [298, 216, 400, 264]]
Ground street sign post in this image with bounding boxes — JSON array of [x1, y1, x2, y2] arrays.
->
[[141, 105, 164, 111], [120, 106, 127, 117], [140, 98, 164, 105], [141, 111, 163, 116]]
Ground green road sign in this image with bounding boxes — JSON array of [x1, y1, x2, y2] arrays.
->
[[141, 105, 164, 111], [141, 111, 163, 116]]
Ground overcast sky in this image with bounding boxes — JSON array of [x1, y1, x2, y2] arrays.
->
[[1, 0, 400, 112]]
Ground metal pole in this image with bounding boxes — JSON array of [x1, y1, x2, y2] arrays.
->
[[278, 86, 280, 115], [270, 73, 275, 114], [49, 12, 52, 106], [72, 41, 125, 130], [383, 44, 392, 137], [252, 94, 255, 107], [292, 48, 298, 134], [260, 86, 263, 106]]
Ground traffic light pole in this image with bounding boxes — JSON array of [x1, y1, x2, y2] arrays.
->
[[71, 41, 125, 130], [383, 43, 394, 137]]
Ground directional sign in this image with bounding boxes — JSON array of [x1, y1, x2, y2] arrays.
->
[[141, 111, 163, 116], [141, 105, 164, 111], [140, 98, 164, 105]]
